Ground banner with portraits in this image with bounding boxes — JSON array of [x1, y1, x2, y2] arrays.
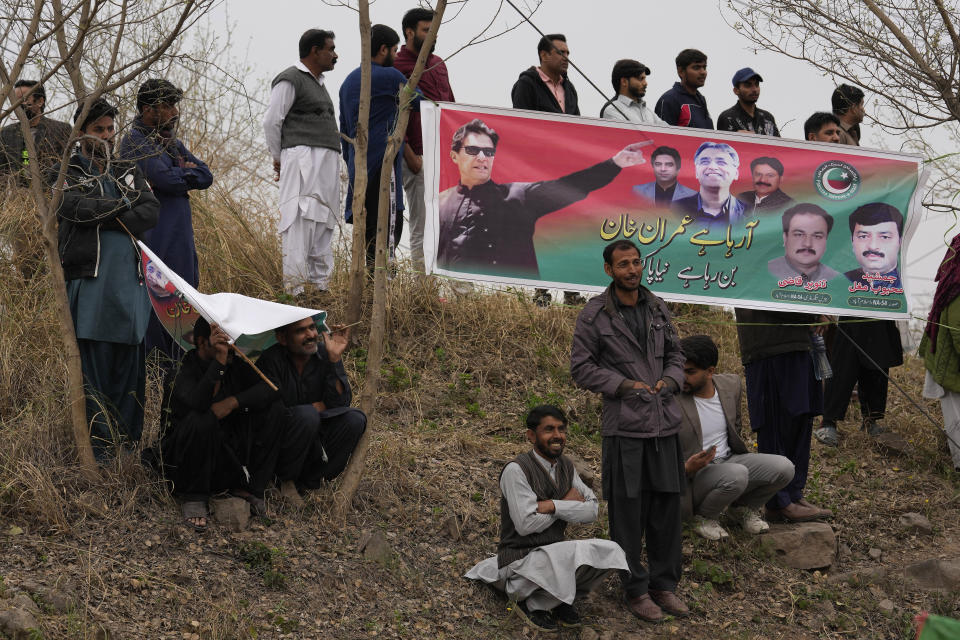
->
[[421, 102, 926, 319]]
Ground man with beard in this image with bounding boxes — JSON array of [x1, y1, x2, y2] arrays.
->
[[738, 157, 793, 215], [716, 68, 780, 136], [465, 405, 628, 633], [600, 59, 666, 125], [394, 8, 454, 273], [677, 335, 794, 541], [1, 80, 72, 277], [632, 146, 695, 207], [340, 24, 418, 269], [118, 79, 213, 363], [672, 142, 747, 234], [263, 29, 342, 297], [816, 203, 904, 446], [570, 240, 689, 623], [768, 203, 840, 282], [249, 318, 366, 500], [655, 49, 712, 129], [56, 98, 159, 460]]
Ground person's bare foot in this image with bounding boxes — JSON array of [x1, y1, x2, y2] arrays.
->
[[280, 480, 305, 508]]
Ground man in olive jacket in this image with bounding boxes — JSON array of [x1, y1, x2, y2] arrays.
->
[[570, 239, 688, 624]]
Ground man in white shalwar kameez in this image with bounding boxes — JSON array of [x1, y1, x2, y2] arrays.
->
[[263, 29, 342, 296], [466, 405, 627, 633]]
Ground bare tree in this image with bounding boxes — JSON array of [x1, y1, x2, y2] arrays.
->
[[0, 0, 213, 477]]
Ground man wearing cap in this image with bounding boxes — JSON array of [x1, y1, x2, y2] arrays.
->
[[57, 98, 159, 459], [600, 59, 666, 125], [717, 68, 780, 136], [264, 29, 342, 295], [118, 79, 213, 364]]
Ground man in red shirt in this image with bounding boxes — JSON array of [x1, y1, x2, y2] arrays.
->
[[394, 7, 455, 273]]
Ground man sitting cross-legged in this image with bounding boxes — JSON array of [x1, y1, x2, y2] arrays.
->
[[252, 318, 367, 500], [160, 318, 307, 530], [465, 405, 628, 633], [678, 335, 795, 540]]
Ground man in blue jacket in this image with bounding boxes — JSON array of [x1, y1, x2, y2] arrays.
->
[[117, 79, 213, 363], [655, 49, 713, 129], [339, 24, 418, 270]]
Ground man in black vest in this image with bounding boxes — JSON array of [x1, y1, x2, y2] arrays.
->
[[465, 405, 627, 633]]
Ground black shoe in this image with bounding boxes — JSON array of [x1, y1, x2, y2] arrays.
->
[[553, 602, 582, 627], [515, 601, 558, 633]]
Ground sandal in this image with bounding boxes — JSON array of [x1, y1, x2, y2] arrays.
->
[[181, 501, 208, 532], [230, 489, 267, 518]]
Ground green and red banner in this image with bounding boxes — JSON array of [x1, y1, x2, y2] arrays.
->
[[421, 103, 926, 318]]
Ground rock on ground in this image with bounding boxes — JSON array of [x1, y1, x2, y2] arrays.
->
[[0, 607, 40, 640], [360, 530, 395, 566], [899, 512, 933, 535], [762, 522, 836, 569], [903, 557, 960, 592], [210, 496, 250, 532]]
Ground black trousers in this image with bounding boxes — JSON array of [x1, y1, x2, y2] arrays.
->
[[755, 414, 813, 510], [362, 166, 403, 269], [823, 339, 889, 426], [288, 405, 367, 489], [603, 436, 683, 597]]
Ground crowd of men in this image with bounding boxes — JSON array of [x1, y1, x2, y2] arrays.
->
[[0, 8, 939, 631]]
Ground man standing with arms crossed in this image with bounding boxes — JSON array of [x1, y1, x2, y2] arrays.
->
[[394, 7, 454, 273], [571, 239, 689, 623], [263, 29, 342, 298]]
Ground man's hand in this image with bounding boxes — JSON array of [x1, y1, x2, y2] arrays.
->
[[562, 486, 585, 502], [653, 379, 666, 393], [211, 396, 239, 420], [631, 380, 654, 393], [209, 323, 231, 365], [273, 160, 281, 182], [323, 324, 350, 363], [814, 315, 835, 336], [312, 401, 327, 413], [536, 500, 556, 514], [684, 446, 716, 476], [403, 145, 422, 174], [612, 140, 653, 168], [184, 161, 198, 169]]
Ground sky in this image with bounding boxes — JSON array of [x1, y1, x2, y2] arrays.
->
[[208, 0, 953, 328]]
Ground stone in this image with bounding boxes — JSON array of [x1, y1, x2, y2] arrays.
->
[[874, 431, 910, 456], [878, 599, 895, 614], [762, 522, 836, 570], [869, 548, 882, 561], [0, 607, 40, 640], [899, 512, 933, 536], [210, 497, 250, 532], [579, 628, 599, 640], [17, 581, 75, 614], [359, 530, 395, 565], [9, 594, 39, 616], [828, 566, 888, 585], [565, 452, 595, 489], [903, 557, 960, 592], [439, 516, 462, 541]]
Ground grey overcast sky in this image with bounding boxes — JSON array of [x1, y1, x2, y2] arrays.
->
[[210, 0, 950, 323]]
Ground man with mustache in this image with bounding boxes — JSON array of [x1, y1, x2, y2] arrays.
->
[[716, 68, 780, 136], [767, 203, 839, 282], [738, 156, 794, 215], [249, 318, 367, 503], [118, 79, 213, 364], [57, 98, 159, 459], [816, 203, 904, 446], [394, 7, 454, 273], [672, 141, 747, 234], [600, 59, 666, 125], [571, 240, 689, 623], [465, 405, 628, 633]]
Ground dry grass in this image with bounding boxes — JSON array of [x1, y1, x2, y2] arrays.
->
[[1, 182, 959, 639]]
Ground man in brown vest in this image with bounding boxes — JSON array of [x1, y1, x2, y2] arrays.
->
[[465, 405, 627, 633]]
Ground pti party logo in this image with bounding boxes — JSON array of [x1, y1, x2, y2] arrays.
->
[[814, 160, 861, 201]]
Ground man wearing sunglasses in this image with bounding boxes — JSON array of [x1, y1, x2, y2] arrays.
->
[[437, 118, 648, 279]]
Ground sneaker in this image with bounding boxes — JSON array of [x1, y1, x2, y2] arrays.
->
[[649, 589, 690, 617], [735, 507, 770, 534], [553, 602, 582, 627], [814, 424, 839, 446], [693, 516, 729, 540], [514, 601, 558, 633]]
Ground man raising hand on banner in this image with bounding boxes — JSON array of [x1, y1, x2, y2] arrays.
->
[[437, 118, 649, 279]]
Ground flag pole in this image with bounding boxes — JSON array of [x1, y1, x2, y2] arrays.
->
[[230, 344, 280, 392]]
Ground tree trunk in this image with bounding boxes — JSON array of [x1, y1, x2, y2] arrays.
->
[[334, 2, 446, 516]]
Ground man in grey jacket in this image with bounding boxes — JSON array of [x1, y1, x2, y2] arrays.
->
[[570, 239, 688, 623]]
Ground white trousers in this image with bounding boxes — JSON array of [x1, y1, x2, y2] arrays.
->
[[281, 217, 334, 295], [401, 160, 425, 272]]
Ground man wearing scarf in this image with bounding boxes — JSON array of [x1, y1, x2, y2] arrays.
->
[[919, 233, 960, 471], [117, 79, 213, 364]]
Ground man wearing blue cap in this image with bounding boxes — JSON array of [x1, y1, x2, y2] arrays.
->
[[716, 68, 780, 137]]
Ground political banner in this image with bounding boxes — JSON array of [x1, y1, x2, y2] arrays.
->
[[140, 242, 327, 356], [421, 103, 927, 318]]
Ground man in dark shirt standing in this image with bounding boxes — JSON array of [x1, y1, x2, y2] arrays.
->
[[395, 7, 455, 273], [253, 318, 367, 495], [655, 49, 712, 129], [511, 34, 579, 116], [716, 68, 780, 136]]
